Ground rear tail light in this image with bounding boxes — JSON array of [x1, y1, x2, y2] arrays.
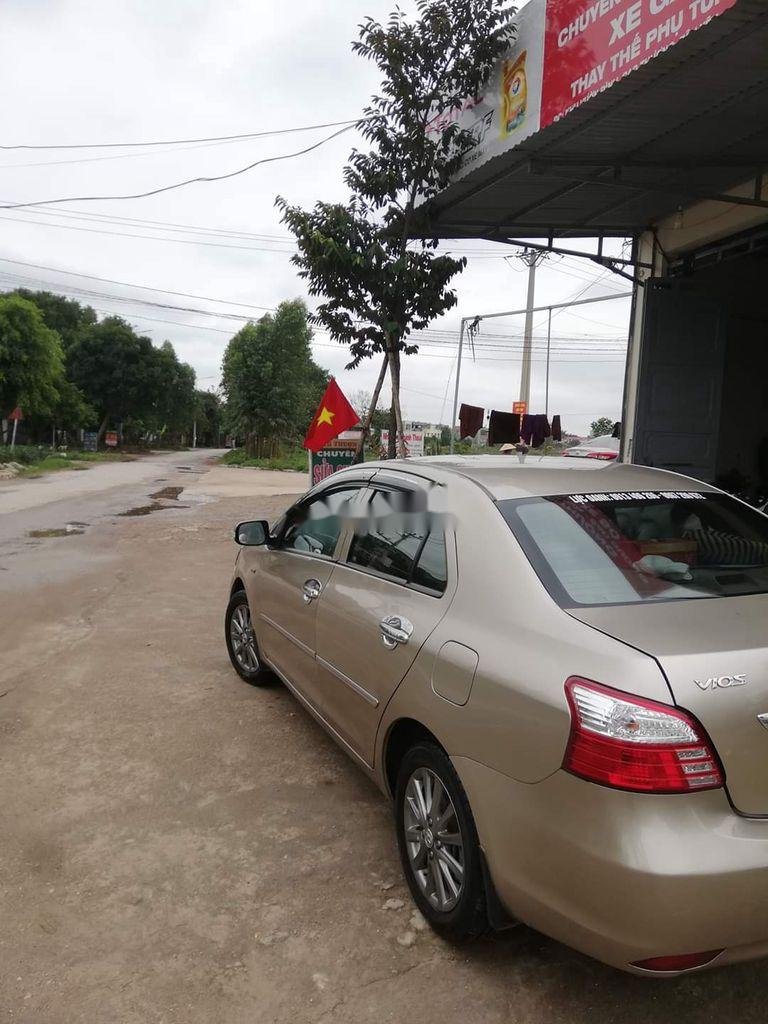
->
[[563, 678, 724, 794], [631, 950, 724, 973], [586, 451, 617, 460]]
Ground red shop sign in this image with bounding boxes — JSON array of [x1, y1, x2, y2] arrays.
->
[[541, 0, 738, 129]]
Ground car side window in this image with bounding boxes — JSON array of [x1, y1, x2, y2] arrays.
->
[[281, 487, 359, 558], [347, 488, 448, 593], [411, 531, 448, 592]]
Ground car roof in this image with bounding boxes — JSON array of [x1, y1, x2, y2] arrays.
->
[[578, 435, 619, 448], [351, 456, 716, 501]]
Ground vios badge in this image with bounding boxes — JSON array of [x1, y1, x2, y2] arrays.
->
[[694, 674, 748, 691]]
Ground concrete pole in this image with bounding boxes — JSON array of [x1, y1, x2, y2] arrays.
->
[[519, 253, 538, 407], [544, 306, 553, 418], [449, 319, 467, 455]]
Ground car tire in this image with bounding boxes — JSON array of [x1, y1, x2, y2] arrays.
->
[[395, 742, 488, 941], [225, 589, 270, 686]]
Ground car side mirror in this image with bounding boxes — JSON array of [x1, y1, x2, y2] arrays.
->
[[235, 520, 270, 546]]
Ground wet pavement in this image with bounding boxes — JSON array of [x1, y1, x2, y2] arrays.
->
[[0, 449, 222, 583]]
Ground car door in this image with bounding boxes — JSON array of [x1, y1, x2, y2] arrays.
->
[[314, 477, 457, 766], [247, 484, 364, 708]]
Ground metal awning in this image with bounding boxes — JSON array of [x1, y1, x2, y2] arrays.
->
[[421, 0, 768, 245]]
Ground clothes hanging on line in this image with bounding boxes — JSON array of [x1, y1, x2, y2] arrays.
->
[[531, 414, 551, 449], [520, 414, 551, 448], [459, 403, 484, 440], [520, 414, 534, 446], [551, 415, 562, 442], [488, 411, 520, 446]]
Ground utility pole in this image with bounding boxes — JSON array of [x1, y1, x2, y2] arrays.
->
[[516, 249, 548, 407], [544, 306, 553, 418], [449, 318, 467, 455]]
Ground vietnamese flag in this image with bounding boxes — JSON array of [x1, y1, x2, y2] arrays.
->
[[303, 378, 360, 453]]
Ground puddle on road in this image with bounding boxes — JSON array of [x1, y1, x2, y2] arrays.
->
[[149, 486, 184, 501], [28, 523, 88, 538], [118, 502, 190, 517]]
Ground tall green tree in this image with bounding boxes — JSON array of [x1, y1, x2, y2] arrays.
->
[[221, 299, 328, 446], [590, 417, 615, 438], [0, 294, 64, 419], [67, 316, 165, 441], [194, 390, 223, 447], [151, 341, 197, 440], [278, 0, 514, 454], [10, 289, 97, 351]]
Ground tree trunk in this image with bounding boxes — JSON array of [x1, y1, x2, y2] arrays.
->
[[388, 347, 407, 458], [358, 353, 389, 458], [96, 414, 109, 445]]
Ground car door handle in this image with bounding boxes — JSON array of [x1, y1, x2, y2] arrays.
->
[[380, 615, 414, 649], [302, 578, 323, 604]]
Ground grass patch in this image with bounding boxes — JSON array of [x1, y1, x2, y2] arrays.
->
[[1, 446, 139, 478], [221, 448, 308, 472]]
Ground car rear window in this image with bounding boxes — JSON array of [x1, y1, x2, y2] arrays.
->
[[499, 490, 768, 607]]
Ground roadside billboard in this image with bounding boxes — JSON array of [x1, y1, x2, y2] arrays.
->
[[431, 0, 738, 182], [427, 0, 545, 181], [309, 433, 363, 486], [541, 0, 739, 128], [380, 429, 425, 459]]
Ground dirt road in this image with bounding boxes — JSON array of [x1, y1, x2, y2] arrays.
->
[[0, 457, 764, 1023]]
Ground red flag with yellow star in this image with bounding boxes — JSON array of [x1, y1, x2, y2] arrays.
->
[[303, 378, 360, 453]]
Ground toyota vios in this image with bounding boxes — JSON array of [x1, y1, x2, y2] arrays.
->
[[225, 456, 768, 975]]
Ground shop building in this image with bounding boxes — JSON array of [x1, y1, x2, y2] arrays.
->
[[421, 0, 768, 496]]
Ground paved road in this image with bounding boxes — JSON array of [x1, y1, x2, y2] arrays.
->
[[0, 448, 228, 539], [0, 458, 764, 1023]]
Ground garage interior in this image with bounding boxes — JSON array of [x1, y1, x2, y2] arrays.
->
[[634, 226, 768, 500]]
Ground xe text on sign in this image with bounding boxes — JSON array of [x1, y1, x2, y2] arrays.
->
[[428, 0, 737, 184], [541, 0, 738, 126]]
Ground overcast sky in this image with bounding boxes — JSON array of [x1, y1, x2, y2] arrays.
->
[[0, 0, 631, 437]]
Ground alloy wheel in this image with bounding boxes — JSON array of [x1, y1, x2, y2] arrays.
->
[[230, 603, 259, 672], [403, 766, 465, 912]]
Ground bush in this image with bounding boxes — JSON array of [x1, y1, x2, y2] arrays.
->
[[0, 444, 46, 465], [0, 445, 136, 470], [221, 447, 307, 472]]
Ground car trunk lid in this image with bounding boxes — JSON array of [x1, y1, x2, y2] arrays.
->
[[570, 595, 768, 816]]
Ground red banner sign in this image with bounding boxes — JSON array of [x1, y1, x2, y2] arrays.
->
[[541, 0, 738, 128]]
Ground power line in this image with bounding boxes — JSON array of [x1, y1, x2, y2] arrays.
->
[[0, 257, 628, 343], [0, 118, 362, 150], [0, 135, 313, 171], [0, 256, 275, 311], [0, 124, 355, 210], [0, 204, 295, 242], [0, 213, 297, 254], [0, 277, 628, 362]]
